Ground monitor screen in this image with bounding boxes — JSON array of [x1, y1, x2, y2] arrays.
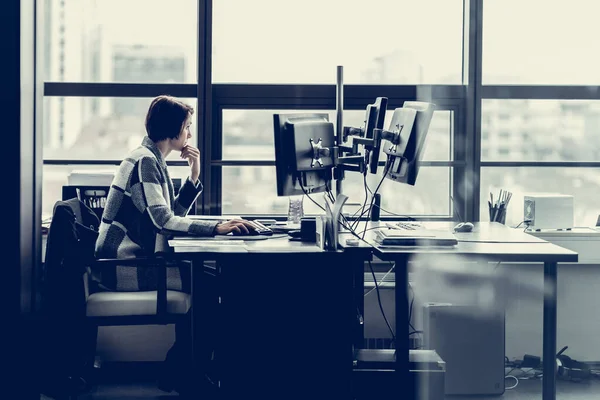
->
[[383, 101, 435, 185], [362, 97, 388, 172], [273, 113, 335, 196]]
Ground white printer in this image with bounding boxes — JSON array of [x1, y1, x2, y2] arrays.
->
[[68, 170, 115, 187], [523, 193, 574, 231]]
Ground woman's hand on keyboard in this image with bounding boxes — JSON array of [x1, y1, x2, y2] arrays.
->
[[214, 219, 256, 235]]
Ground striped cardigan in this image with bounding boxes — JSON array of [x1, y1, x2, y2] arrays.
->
[[94, 136, 218, 291]]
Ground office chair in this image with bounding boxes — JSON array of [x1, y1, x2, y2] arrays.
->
[[43, 197, 190, 399]]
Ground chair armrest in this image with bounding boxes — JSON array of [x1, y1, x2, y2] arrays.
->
[[92, 256, 168, 316], [93, 257, 165, 267]]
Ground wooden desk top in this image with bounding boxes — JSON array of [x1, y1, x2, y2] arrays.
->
[[169, 234, 326, 256], [168, 221, 577, 263], [339, 221, 578, 263]]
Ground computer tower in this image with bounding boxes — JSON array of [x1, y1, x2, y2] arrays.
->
[[422, 303, 505, 396]]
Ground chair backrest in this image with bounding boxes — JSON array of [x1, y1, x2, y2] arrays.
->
[[62, 185, 109, 221], [40, 199, 101, 396], [43, 199, 100, 316], [62, 180, 193, 218]]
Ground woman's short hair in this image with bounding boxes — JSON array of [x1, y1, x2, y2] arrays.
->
[[144, 95, 194, 142]]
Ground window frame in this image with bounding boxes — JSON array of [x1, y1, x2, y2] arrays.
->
[[47, 0, 600, 223], [209, 84, 466, 219]]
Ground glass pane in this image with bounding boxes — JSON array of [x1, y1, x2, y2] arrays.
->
[[221, 166, 450, 216], [480, 167, 600, 227], [222, 110, 335, 161], [43, 165, 190, 220], [43, 0, 197, 82], [213, 0, 463, 84], [483, 0, 600, 84], [481, 99, 600, 162], [43, 97, 198, 161], [222, 109, 451, 161], [376, 167, 451, 216], [221, 166, 324, 215]]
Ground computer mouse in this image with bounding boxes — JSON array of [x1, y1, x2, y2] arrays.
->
[[454, 222, 474, 233]]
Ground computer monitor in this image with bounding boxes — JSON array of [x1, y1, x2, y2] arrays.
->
[[344, 97, 388, 166], [361, 97, 388, 172], [273, 113, 335, 196], [382, 101, 435, 185]]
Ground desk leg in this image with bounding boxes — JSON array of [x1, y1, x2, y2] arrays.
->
[[543, 261, 557, 400], [190, 257, 206, 392], [394, 254, 411, 398], [354, 257, 365, 352]]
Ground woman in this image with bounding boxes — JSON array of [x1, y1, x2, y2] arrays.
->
[[95, 95, 256, 396]]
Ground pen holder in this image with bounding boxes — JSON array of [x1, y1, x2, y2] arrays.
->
[[489, 205, 507, 224]]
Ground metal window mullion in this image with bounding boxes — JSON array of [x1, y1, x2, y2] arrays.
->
[[452, 101, 468, 222], [463, 0, 483, 222], [198, 0, 213, 215], [210, 104, 223, 215], [43, 159, 191, 167], [44, 82, 197, 98], [211, 160, 460, 167], [482, 85, 600, 100], [213, 84, 465, 101], [480, 161, 600, 168]]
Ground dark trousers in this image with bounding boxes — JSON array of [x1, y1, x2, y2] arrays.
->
[[163, 265, 218, 390]]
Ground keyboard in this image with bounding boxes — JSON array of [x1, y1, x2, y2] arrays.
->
[[386, 222, 425, 231], [250, 220, 274, 236], [374, 228, 458, 246]]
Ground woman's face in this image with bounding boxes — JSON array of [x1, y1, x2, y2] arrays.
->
[[171, 113, 192, 151]]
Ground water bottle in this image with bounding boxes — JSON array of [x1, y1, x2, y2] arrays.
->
[[286, 195, 305, 226]]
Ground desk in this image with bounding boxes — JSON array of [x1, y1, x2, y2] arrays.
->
[[339, 221, 578, 400], [169, 236, 371, 400]]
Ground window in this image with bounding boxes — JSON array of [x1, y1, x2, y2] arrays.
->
[[482, 100, 600, 162], [218, 106, 454, 216], [483, 0, 600, 84], [44, 0, 197, 83], [222, 110, 335, 161], [222, 109, 452, 162], [480, 167, 600, 227], [220, 165, 451, 216], [43, 97, 198, 161], [42, 164, 191, 218], [212, 0, 463, 84], [43, 0, 465, 220]]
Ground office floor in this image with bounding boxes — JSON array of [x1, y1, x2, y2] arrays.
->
[[40, 378, 600, 399]]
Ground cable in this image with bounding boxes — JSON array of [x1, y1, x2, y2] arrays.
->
[[369, 203, 411, 219], [505, 375, 519, 390], [356, 226, 388, 237], [514, 219, 532, 229], [368, 260, 395, 341], [299, 175, 404, 347], [360, 164, 391, 240], [300, 180, 353, 233], [364, 262, 395, 297], [349, 163, 391, 232], [299, 181, 358, 237], [299, 180, 326, 213], [351, 173, 371, 231], [408, 282, 419, 334]]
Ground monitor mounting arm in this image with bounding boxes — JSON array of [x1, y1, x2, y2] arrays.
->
[[307, 124, 405, 182], [309, 138, 331, 168], [374, 123, 404, 148]]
